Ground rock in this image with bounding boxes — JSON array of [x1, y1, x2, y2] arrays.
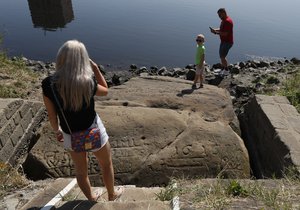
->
[[112, 74, 121, 85], [136, 66, 147, 74], [252, 76, 261, 83], [266, 76, 280, 84], [185, 69, 195, 81], [111, 74, 129, 86], [206, 74, 223, 86], [277, 60, 284, 65], [98, 64, 106, 75], [150, 66, 158, 74], [212, 63, 223, 69], [291, 57, 300, 65], [236, 85, 249, 97], [173, 67, 186, 76], [130, 64, 137, 69], [258, 61, 270, 68], [250, 61, 258, 68], [0, 99, 46, 168], [158, 67, 167, 75], [31, 76, 250, 186], [185, 64, 195, 69], [238, 62, 246, 68], [205, 66, 211, 73], [239, 95, 300, 178], [230, 65, 240, 74]]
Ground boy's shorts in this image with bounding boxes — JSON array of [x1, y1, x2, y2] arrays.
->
[[195, 64, 204, 75], [219, 42, 233, 58]]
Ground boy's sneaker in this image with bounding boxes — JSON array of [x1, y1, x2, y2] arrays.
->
[[220, 69, 229, 77], [192, 84, 197, 89], [213, 69, 222, 75]]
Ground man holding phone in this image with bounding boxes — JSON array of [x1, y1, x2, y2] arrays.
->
[[210, 8, 234, 77]]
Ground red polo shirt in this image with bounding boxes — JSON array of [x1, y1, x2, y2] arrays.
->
[[220, 16, 233, 44]]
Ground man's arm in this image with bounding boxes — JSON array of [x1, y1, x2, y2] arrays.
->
[[210, 27, 219, 34]]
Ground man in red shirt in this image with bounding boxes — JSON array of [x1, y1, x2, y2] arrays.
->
[[210, 8, 234, 76]]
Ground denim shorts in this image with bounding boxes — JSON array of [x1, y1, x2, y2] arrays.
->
[[62, 114, 109, 152], [219, 42, 233, 58]]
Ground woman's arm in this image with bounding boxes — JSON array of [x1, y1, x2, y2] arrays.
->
[[43, 95, 63, 142], [89, 59, 108, 96]]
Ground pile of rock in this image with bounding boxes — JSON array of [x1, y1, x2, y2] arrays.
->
[[19, 56, 299, 114], [126, 58, 300, 114]]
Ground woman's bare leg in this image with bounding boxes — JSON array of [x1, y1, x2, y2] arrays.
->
[[93, 142, 118, 200], [69, 151, 97, 201]]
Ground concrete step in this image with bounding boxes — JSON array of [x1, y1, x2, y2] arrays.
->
[[18, 178, 173, 210], [56, 185, 172, 210], [56, 200, 171, 210], [19, 178, 75, 210]]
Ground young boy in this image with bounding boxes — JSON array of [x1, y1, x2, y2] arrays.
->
[[193, 34, 205, 89]]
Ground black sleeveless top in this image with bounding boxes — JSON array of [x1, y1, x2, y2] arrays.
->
[[42, 75, 98, 134]]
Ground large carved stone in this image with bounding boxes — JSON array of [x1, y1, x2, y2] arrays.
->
[[0, 98, 46, 168], [29, 76, 250, 185], [239, 95, 300, 178]]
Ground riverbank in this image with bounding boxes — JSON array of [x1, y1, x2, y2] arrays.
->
[[9, 55, 300, 112], [0, 55, 299, 207], [1, 54, 299, 118]]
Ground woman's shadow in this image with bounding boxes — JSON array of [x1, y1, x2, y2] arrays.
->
[[54, 200, 97, 209]]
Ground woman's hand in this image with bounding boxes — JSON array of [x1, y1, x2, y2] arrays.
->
[[56, 130, 64, 142], [89, 58, 108, 93], [89, 59, 99, 71]]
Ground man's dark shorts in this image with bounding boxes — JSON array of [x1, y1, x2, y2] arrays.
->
[[219, 42, 233, 58]]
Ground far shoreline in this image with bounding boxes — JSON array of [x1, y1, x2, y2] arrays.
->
[[13, 54, 294, 73]]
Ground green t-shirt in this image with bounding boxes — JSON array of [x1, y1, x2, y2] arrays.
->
[[195, 44, 205, 65]]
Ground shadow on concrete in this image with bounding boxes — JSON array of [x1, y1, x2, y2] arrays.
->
[[54, 200, 97, 210]]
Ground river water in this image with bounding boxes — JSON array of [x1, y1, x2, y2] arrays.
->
[[0, 0, 299, 69]]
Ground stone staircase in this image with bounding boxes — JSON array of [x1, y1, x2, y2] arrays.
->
[[0, 98, 46, 167], [20, 178, 174, 210]]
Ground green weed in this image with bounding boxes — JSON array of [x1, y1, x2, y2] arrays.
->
[[226, 180, 248, 197], [280, 68, 300, 112], [155, 180, 178, 201]]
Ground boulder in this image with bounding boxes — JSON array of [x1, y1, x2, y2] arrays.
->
[[30, 76, 250, 186]]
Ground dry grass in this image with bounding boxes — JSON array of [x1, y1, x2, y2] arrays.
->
[[0, 53, 40, 98], [0, 162, 29, 199], [156, 166, 300, 209], [171, 178, 299, 209]]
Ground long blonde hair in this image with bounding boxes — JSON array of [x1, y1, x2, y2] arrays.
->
[[54, 40, 94, 111]]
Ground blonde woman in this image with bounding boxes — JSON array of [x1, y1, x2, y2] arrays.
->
[[42, 40, 123, 201]]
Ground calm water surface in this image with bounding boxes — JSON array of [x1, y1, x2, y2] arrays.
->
[[0, 0, 299, 69]]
